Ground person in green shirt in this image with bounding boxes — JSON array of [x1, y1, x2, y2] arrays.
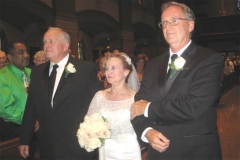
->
[[0, 41, 30, 141], [0, 41, 39, 160]]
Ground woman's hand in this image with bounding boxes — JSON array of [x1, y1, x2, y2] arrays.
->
[[130, 100, 149, 119]]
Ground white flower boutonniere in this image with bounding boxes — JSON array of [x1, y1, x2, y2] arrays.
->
[[65, 63, 76, 78], [169, 56, 187, 78]]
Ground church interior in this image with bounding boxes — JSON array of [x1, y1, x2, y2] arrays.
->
[[0, 0, 239, 159]]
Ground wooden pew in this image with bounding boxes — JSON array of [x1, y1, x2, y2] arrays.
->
[[0, 138, 22, 160]]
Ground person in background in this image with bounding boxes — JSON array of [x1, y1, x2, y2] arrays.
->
[[19, 27, 103, 160], [234, 56, 240, 84], [112, 49, 120, 54], [131, 1, 222, 159], [0, 50, 7, 69], [33, 50, 48, 66], [97, 54, 111, 89], [135, 54, 147, 85], [87, 52, 141, 159], [0, 41, 38, 159], [0, 41, 30, 141], [225, 57, 234, 73]]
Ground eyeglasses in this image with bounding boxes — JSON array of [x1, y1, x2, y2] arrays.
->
[[158, 18, 189, 28]]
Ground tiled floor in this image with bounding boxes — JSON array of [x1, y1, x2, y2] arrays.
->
[[142, 85, 240, 160], [217, 85, 240, 160]]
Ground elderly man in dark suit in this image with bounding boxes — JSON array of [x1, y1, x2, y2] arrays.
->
[[130, 1, 222, 160], [19, 27, 103, 160]]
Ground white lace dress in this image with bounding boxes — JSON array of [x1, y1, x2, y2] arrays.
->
[[87, 91, 141, 160]]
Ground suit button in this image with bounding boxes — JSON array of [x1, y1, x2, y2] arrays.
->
[[51, 118, 55, 120]]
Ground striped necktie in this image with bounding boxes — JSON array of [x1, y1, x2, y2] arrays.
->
[[22, 71, 29, 93], [49, 64, 59, 100], [167, 54, 178, 80]]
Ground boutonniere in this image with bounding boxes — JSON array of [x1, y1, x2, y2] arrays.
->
[[169, 56, 187, 78], [65, 63, 76, 78]]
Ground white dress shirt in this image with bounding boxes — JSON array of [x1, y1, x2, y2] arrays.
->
[[49, 54, 69, 105]]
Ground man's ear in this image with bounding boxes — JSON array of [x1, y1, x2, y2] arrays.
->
[[188, 21, 194, 33], [7, 54, 12, 62], [63, 43, 70, 53]]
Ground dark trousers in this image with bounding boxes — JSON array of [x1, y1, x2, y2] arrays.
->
[[0, 118, 38, 160], [0, 118, 21, 141]]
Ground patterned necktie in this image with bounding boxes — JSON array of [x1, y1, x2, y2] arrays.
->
[[49, 64, 59, 100], [167, 54, 178, 80], [22, 71, 29, 93]]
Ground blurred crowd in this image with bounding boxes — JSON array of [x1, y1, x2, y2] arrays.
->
[[220, 55, 240, 97], [222, 55, 240, 74]]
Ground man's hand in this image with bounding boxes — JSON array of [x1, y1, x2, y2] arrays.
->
[[130, 100, 149, 119], [35, 120, 39, 132], [146, 129, 170, 153], [19, 145, 29, 159]]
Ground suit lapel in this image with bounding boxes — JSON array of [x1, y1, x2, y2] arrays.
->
[[55, 68, 67, 96], [164, 70, 181, 95], [42, 62, 51, 99], [52, 56, 74, 110], [158, 53, 169, 96], [164, 42, 197, 95]]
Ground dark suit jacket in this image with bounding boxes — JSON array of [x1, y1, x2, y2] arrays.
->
[[132, 42, 222, 159], [20, 56, 103, 160]]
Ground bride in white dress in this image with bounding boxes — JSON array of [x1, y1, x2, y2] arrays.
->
[[87, 52, 141, 160]]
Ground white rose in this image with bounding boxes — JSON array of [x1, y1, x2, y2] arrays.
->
[[87, 138, 101, 152], [174, 57, 186, 70], [66, 63, 76, 73], [91, 113, 102, 121], [77, 113, 111, 152]]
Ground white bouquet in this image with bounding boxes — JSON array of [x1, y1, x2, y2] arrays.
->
[[77, 113, 111, 152]]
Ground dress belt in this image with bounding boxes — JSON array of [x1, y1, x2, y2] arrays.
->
[[110, 133, 137, 139]]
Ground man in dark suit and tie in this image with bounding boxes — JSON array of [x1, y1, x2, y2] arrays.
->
[[19, 27, 103, 160], [130, 1, 222, 159]]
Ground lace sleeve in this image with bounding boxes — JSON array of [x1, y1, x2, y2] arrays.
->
[[87, 91, 102, 115]]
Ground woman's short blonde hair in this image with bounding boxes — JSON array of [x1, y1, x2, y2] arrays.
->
[[104, 52, 133, 83]]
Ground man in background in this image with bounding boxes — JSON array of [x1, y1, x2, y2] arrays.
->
[[0, 41, 30, 141], [0, 41, 38, 160]]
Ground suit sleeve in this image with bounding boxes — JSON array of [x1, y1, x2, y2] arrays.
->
[[131, 62, 152, 147], [20, 68, 37, 145]]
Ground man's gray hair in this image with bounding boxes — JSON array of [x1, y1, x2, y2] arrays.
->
[[161, 1, 195, 22], [48, 27, 71, 44]]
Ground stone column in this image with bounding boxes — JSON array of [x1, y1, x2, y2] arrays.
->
[[119, 1, 135, 57], [51, 0, 79, 58], [121, 30, 135, 56]]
